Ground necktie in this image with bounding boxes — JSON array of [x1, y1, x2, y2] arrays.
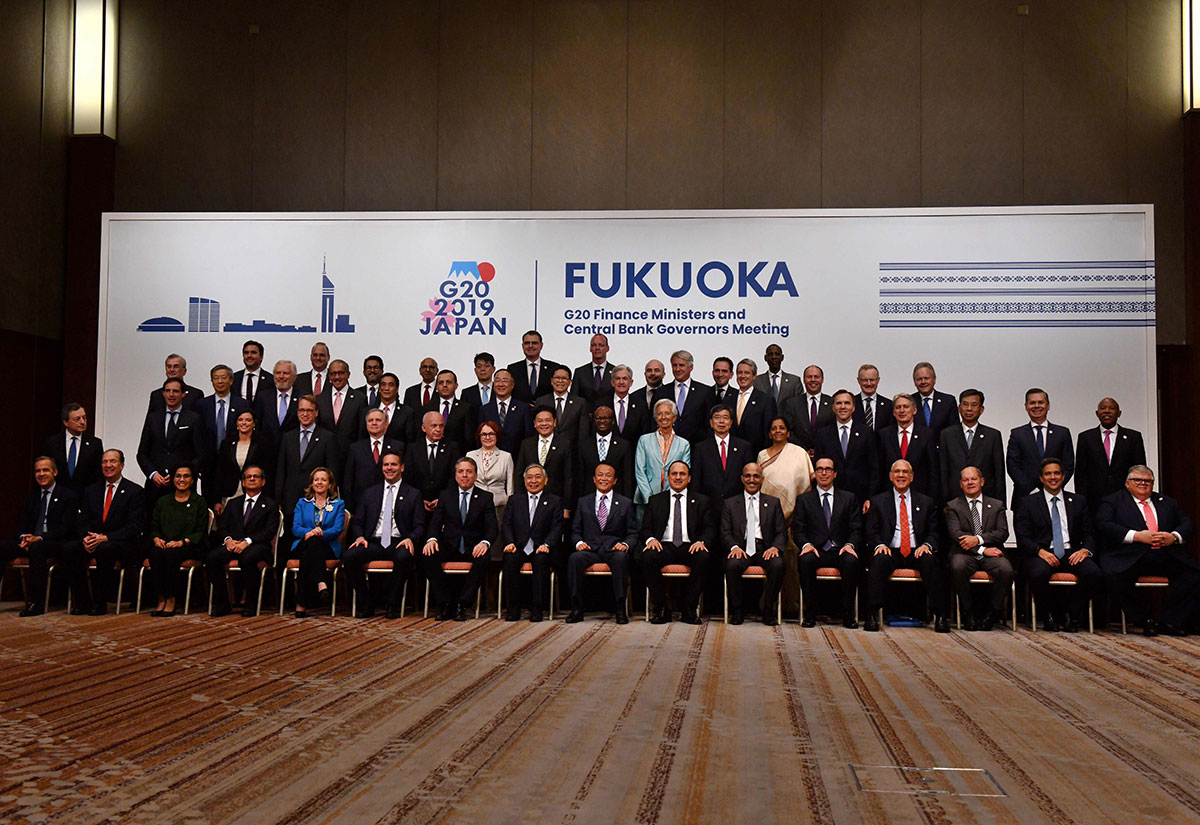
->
[[556, 397, 564, 420], [594, 365, 603, 391], [381, 485, 394, 548], [244, 496, 255, 526], [217, 399, 226, 443], [923, 396, 932, 425], [278, 392, 288, 425], [965, 428, 974, 450], [539, 438, 549, 464], [299, 429, 311, 460], [313, 372, 323, 394], [736, 392, 748, 424], [900, 428, 909, 460], [1050, 496, 1065, 558], [1035, 425, 1045, 457], [617, 398, 626, 431], [384, 405, 392, 425], [423, 385, 431, 406], [672, 493, 684, 545], [499, 400, 508, 424], [368, 385, 378, 408], [898, 493, 911, 557], [372, 440, 381, 464], [840, 425, 849, 457], [459, 490, 470, 553], [529, 363, 538, 393], [428, 443, 436, 470], [481, 385, 490, 405], [771, 373, 779, 401], [677, 382, 687, 410], [597, 494, 608, 529], [246, 373, 256, 401], [1103, 429, 1113, 463], [1140, 499, 1158, 532], [442, 400, 450, 421], [822, 491, 832, 527], [745, 496, 758, 556], [36, 489, 50, 536], [167, 410, 179, 439], [103, 482, 114, 522], [333, 390, 342, 423], [810, 397, 818, 430], [864, 397, 874, 430], [720, 439, 727, 470], [526, 494, 538, 553], [67, 437, 78, 477], [971, 499, 982, 536], [598, 436, 608, 461]]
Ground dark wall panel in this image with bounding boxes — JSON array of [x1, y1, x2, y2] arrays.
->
[[724, 0, 822, 208], [437, 0, 533, 210], [532, 0, 627, 210], [627, 0, 724, 209]]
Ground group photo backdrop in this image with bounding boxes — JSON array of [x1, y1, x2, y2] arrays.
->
[[98, 206, 1157, 485]]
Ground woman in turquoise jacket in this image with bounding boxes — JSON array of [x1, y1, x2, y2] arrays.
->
[[290, 467, 346, 617]]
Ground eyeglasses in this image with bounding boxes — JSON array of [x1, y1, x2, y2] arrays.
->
[[1129, 478, 1154, 485]]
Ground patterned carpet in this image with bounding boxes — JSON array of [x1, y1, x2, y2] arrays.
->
[[0, 608, 1198, 825]]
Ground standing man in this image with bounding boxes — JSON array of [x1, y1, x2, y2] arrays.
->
[[566, 462, 637, 623], [460, 352, 496, 408], [137, 378, 206, 509], [691, 405, 752, 504], [402, 357, 439, 415], [640, 461, 713, 624], [945, 466, 1012, 630], [42, 403, 103, 497], [730, 359, 778, 452], [877, 393, 939, 500], [317, 359, 367, 463], [939, 389, 1005, 505], [652, 350, 711, 443], [356, 354, 385, 409], [754, 344, 801, 407], [206, 465, 280, 617], [1006, 388, 1074, 508], [537, 365, 590, 440], [294, 342, 332, 398], [813, 390, 877, 504], [576, 405, 634, 500], [516, 406, 575, 517], [782, 364, 833, 450], [376, 372, 416, 445], [198, 365, 250, 493], [0, 457, 81, 616], [707, 356, 737, 408], [792, 457, 863, 628], [422, 457, 498, 620], [478, 369, 533, 455], [232, 340, 269, 405], [146, 353, 205, 413], [1075, 397, 1146, 518], [508, 330, 562, 403], [638, 360, 667, 411], [852, 363, 894, 432], [403, 412, 462, 512], [500, 464, 562, 622], [572, 333, 614, 403], [253, 359, 300, 445], [423, 369, 476, 450], [721, 462, 787, 626], [342, 409, 402, 512], [911, 361, 959, 437], [596, 364, 651, 441], [66, 449, 145, 615], [275, 395, 339, 521]]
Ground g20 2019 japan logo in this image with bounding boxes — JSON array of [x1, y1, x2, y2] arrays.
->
[[420, 261, 508, 336]]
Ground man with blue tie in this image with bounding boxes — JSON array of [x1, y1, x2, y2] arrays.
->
[[1006, 388, 1074, 508], [652, 350, 711, 443], [357, 355, 384, 409], [41, 403, 103, 497], [911, 361, 959, 437], [501, 464, 563, 621], [813, 390, 877, 503], [422, 457, 498, 620], [253, 359, 300, 446], [753, 344, 801, 407], [0, 457, 82, 616], [460, 352, 496, 409], [136, 378, 206, 510], [793, 458, 863, 628], [566, 462, 638, 623], [571, 333, 614, 404], [199, 365, 250, 498]]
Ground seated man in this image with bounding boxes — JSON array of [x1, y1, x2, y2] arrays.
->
[[65, 449, 146, 615], [566, 462, 637, 624], [1096, 465, 1198, 636], [640, 460, 714, 625], [944, 466, 1011, 631], [792, 457, 863, 628], [1012, 458, 1100, 632], [864, 460, 948, 632], [500, 464, 563, 622], [422, 457, 497, 620], [205, 465, 281, 617], [342, 451, 426, 618], [720, 462, 786, 626], [0, 457, 81, 616]]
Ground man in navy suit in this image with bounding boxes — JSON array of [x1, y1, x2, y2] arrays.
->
[[422, 370, 477, 450], [692, 405, 752, 503], [640, 461, 714, 624], [460, 352, 496, 409], [198, 365, 250, 496], [232, 340, 270, 405], [852, 363, 894, 433], [515, 407, 575, 518], [0, 457, 82, 616], [571, 333, 614, 404], [596, 365, 651, 441], [939, 389, 1005, 505], [206, 466, 280, 617], [793, 458, 863, 628], [500, 464, 563, 621], [813, 390, 878, 504], [422, 457, 498, 620], [508, 330, 563, 403], [1096, 465, 1198, 635], [729, 358, 778, 452], [41, 403, 103, 497], [652, 350, 712, 444], [253, 359, 300, 446], [274, 396, 339, 522], [1006, 388, 1074, 508], [721, 462, 788, 626], [566, 462, 638, 623], [137, 378, 206, 510], [877, 394, 939, 501], [375, 372, 416, 445], [402, 357, 439, 415], [316, 359, 369, 465], [1075, 397, 1147, 518], [863, 459, 948, 632], [781, 364, 834, 450], [478, 370, 533, 454], [911, 361, 958, 437], [342, 451, 427, 618], [356, 354, 384, 409], [575, 406, 634, 500], [536, 365, 591, 441], [1012, 458, 1099, 632], [293, 341, 332, 399], [342, 409, 403, 512], [146, 353, 205, 414]]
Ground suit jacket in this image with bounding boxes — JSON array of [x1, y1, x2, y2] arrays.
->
[[535, 392, 591, 442], [197, 394, 252, 469], [1012, 489, 1093, 561], [147, 382, 205, 414], [851, 393, 895, 432], [423, 396, 477, 452], [730, 388, 778, 452], [720, 491, 787, 554], [232, 368, 270, 405], [634, 431, 692, 504], [403, 382, 437, 415], [275, 427, 340, 513], [690, 435, 753, 503], [372, 402, 417, 446], [217, 492, 281, 548], [944, 495, 1009, 552], [939, 423, 1006, 504], [639, 488, 716, 550], [877, 424, 940, 501], [253, 387, 300, 444], [13, 484, 81, 541], [1095, 490, 1197, 574], [572, 362, 614, 403], [792, 487, 863, 552], [347, 480, 426, 547], [1075, 426, 1146, 510], [913, 390, 959, 435], [80, 477, 146, 542], [515, 434, 575, 509], [317, 386, 369, 457], [575, 432, 634, 500], [705, 383, 738, 412], [403, 439, 463, 501], [460, 384, 491, 409], [357, 382, 383, 409], [426, 486, 498, 554], [290, 497, 346, 556], [754, 370, 801, 407], [813, 421, 878, 501], [652, 380, 713, 443], [866, 489, 941, 554], [341, 437, 404, 512], [136, 407, 206, 482], [501, 489, 564, 552], [479, 396, 534, 455], [781, 393, 834, 450], [211, 435, 276, 502], [570, 491, 638, 552], [41, 431, 104, 496], [508, 358, 564, 403], [595, 390, 653, 441], [293, 370, 333, 399], [1006, 421, 1074, 507]]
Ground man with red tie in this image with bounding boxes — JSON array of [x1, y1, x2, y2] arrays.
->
[[876, 393, 939, 500], [342, 409, 403, 511]]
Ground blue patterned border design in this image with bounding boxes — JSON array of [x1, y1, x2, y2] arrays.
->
[[880, 301, 1154, 314]]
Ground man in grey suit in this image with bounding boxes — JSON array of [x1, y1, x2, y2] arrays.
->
[[945, 466, 1012, 630], [939, 389, 1006, 505], [753, 344, 801, 407]]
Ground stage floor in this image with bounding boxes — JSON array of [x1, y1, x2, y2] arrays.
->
[[0, 607, 1197, 825]]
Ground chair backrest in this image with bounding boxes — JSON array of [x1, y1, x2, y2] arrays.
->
[[207, 508, 216, 534], [339, 511, 351, 546], [269, 508, 285, 566]]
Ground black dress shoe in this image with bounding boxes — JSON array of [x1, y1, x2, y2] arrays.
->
[[681, 610, 701, 625], [69, 608, 87, 616], [1062, 618, 1079, 633], [729, 610, 744, 626], [1044, 615, 1060, 632], [1163, 623, 1187, 637], [386, 606, 403, 619], [762, 614, 778, 627], [150, 610, 165, 617], [89, 603, 107, 616], [650, 606, 670, 625], [294, 609, 309, 619], [529, 610, 543, 622], [964, 616, 978, 632], [614, 609, 629, 625], [505, 611, 522, 622], [1144, 619, 1159, 637], [565, 610, 585, 623], [354, 609, 374, 619], [979, 612, 997, 631], [210, 605, 232, 617], [934, 617, 951, 633], [801, 617, 816, 628], [241, 609, 257, 618], [863, 617, 880, 632], [454, 606, 469, 621], [161, 609, 177, 617], [843, 618, 859, 629], [437, 603, 456, 621]]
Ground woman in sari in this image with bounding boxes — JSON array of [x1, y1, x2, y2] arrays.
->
[[757, 417, 814, 615]]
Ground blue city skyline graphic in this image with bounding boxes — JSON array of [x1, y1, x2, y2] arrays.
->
[[136, 257, 356, 334]]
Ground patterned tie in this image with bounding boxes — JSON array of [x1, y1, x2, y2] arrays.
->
[[36, 489, 50, 536], [1103, 430, 1113, 463], [965, 427, 974, 450], [672, 493, 684, 545], [556, 397, 564, 421], [720, 438, 727, 470], [459, 490, 470, 553], [898, 493, 911, 557], [278, 393, 288, 425], [539, 438, 549, 465], [313, 372, 322, 394], [864, 397, 874, 430], [217, 399, 226, 443], [900, 428, 909, 460], [67, 437, 78, 477], [1050, 496, 1065, 558], [1140, 499, 1158, 532], [923, 396, 932, 426], [840, 425, 849, 457], [745, 495, 758, 556], [809, 397, 818, 430], [299, 430, 311, 461], [597, 494, 608, 529], [499, 400, 508, 424], [368, 385, 378, 408], [617, 399, 626, 432], [103, 483, 114, 523], [971, 499, 982, 536], [481, 385, 490, 405], [372, 440, 381, 464], [333, 390, 343, 423], [1036, 425, 1045, 457], [380, 485, 394, 548], [598, 436, 608, 461]]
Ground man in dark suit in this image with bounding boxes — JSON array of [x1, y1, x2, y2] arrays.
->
[[566, 462, 638, 623], [571, 333, 614, 404], [576, 405, 634, 500], [597, 365, 651, 441], [640, 461, 714, 624], [939, 389, 1005, 505], [636, 359, 667, 413], [813, 390, 878, 504], [729, 358, 778, 452], [500, 464, 563, 621], [198, 365, 251, 493], [754, 344, 801, 408], [911, 361, 958, 437], [478, 370, 533, 455], [852, 363, 895, 433], [275, 395, 339, 522], [42, 402, 103, 497], [422, 457, 498, 620], [232, 340, 270, 405], [0, 457, 81, 616], [206, 465, 280, 617], [945, 466, 1012, 630], [342, 409, 403, 512], [253, 359, 300, 446], [706, 356, 737, 409], [293, 341, 332, 398], [1075, 397, 1147, 518], [877, 393, 939, 501], [1012, 458, 1100, 632], [356, 354, 384, 409], [137, 378, 206, 510], [781, 364, 833, 450], [375, 372, 416, 445], [793, 458, 863, 627], [146, 353, 205, 413], [1006, 388, 1074, 508], [508, 330, 562, 403], [316, 359, 368, 463], [64, 449, 145, 615], [402, 357, 439, 415], [537, 365, 591, 441], [515, 406, 575, 519], [422, 370, 477, 450], [691, 405, 752, 504], [1096, 465, 1198, 635], [721, 462, 787, 626], [403, 411, 462, 511], [653, 350, 712, 444], [460, 352, 495, 408], [342, 451, 427, 618], [864, 459, 948, 632]]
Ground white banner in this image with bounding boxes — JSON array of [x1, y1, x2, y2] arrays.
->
[[99, 206, 1157, 483]]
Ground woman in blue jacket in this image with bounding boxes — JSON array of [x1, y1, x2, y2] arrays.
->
[[290, 466, 346, 617]]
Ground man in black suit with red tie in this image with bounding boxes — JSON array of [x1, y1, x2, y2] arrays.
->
[[402, 357, 439, 415], [721, 462, 787, 626], [576, 406, 633, 500], [501, 465, 563, 621], [793, 458, 863, 628], [939, 389, 1005, 505], [478, 370, 533, 455], [0, 457, 82, 616], [814, 390, 878, 504], [691, 405, 752, 504], [596, 365, 651, 441], [571, 333, 614, 404], [1075, 397, 1146, 518], [852, 364, 894, 433], [863, 459, 948, 632], [42, 403, 104, 497], [781, 364, 834, 451], [1013, 458, 1100, 632], [206, 465, 280, 617], [566, 463, 638, 623], [403, 411, 463, 512], [652, 351, 712, 444], [1006, 388, 1074, 508], [375, 372, 416, 445], [877, 393, 939, 501], [911, 361, 958, 437], [422, 457, 498, 620], [342, 409, 402, 512], [640, 461, 713, 624], [232, 340, 270, 405], [137, 378, 206, 510], [729, 359, 777, 452], [423, 370, 477, 450], [508, 330, 562, 403], [293, 341, 333, 399], [1096, 465, 1198, 635]]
